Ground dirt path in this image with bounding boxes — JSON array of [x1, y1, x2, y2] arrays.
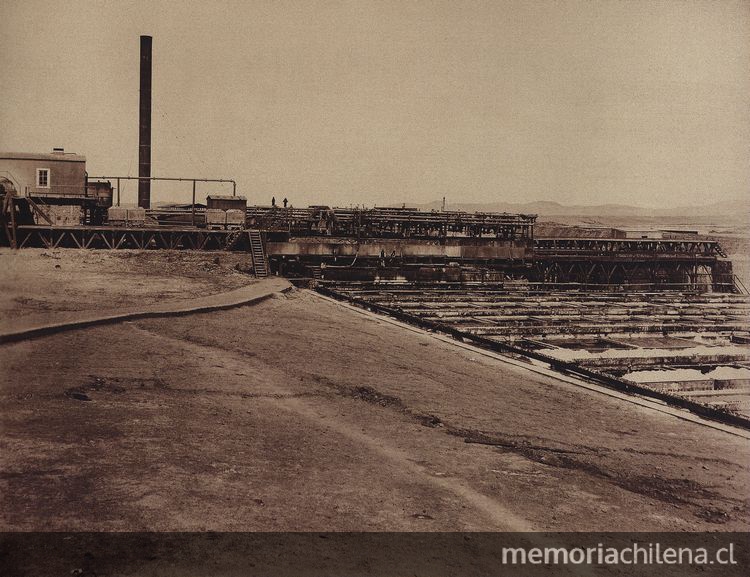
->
[[2, 288, 748, 531], [0, 248, 255, 332], [0, 277, 290, 344]]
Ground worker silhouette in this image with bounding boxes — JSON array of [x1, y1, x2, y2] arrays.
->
[[283, 197, 288, 208], [272, 196, 276, 207]]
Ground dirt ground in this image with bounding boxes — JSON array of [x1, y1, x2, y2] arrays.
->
[[1, 250, 749, 535], [0, 248, 255, 332]]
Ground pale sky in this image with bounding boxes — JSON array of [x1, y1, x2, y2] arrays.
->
[[1, 0, 748, 208]]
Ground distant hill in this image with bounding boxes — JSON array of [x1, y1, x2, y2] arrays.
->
[[415, 197, 750, 220], [671, 198, 750, 219]]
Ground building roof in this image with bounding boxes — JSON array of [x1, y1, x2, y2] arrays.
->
[[0, 151, 86, 162], [206, 194, 246, 201]]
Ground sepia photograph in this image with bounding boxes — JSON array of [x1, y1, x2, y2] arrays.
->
[[1, 1, 748, 575]]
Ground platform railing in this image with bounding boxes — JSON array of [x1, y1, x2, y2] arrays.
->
[[25, 184, 90, 197]]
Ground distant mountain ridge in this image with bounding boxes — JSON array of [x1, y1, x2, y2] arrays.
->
[[414, 198, 749, 219]]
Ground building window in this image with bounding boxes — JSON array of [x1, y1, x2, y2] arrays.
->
[[37, 168, 50, 188]]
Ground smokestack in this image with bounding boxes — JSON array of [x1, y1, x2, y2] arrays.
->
[[138, 35, 152, 209]]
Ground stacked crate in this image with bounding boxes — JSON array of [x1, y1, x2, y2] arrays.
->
[[205, 195, 247, 230], [107, 207, 147, 227], [205, 209, 227, 230], [45, 205, 82, 226]]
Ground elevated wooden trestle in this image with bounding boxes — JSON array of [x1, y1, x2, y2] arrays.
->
[[8, 223, 741, 292], [13, 225, 238, 251], [12, 224, 272, 278]]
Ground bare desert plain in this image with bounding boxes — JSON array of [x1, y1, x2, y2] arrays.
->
[[1, 248, 749, 535]]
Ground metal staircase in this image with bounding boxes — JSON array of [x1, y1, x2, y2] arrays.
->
[[248, 229, 268, 277]]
